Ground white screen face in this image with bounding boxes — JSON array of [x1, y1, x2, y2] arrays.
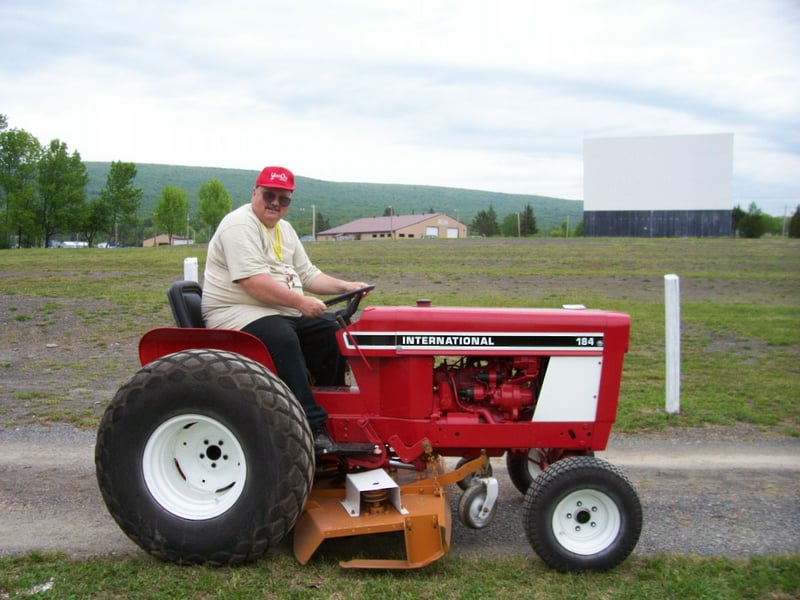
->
[[584, 134, 733, 211]]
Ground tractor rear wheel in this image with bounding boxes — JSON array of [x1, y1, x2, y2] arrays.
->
[[522, 456, 642, 572], [95, 349, 314, 565]]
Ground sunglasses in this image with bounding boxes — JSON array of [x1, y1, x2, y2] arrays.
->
[[260, 189, 292, 207]]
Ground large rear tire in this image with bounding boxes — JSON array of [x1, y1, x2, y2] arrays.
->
[[95, 349, 314, 565], [522, 456, 642, 572]]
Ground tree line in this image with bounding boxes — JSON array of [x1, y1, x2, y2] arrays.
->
[[3, 113, 797, 246], [733, 203, 800, 238], [0, 114, 239, 248]]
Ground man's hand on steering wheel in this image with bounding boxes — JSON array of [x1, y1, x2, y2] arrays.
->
[[324, 285, 375, 325]]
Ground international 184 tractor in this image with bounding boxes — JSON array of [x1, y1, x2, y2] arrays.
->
[[95, 283, 642, 572]]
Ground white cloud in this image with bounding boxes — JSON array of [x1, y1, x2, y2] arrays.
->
[[0, 0, 798, 213]]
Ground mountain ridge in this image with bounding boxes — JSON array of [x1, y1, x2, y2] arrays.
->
[[84, 162, 583, 231]]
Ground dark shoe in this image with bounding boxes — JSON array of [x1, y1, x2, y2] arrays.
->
[[313, 428, 336, 455]]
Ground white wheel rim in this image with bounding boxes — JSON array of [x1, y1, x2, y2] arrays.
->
[[526, 448, 546, 479], [143, 414, 247, 520], [551, 488, 621, 555], [466, 492, 490, 527]]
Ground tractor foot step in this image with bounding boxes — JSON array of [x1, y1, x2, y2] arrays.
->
[[323, 442, 379, 456]]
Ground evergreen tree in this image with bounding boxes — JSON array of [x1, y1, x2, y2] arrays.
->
[[732, 205, 746, 236], [519, 203, 538, 235], [788, 205, 800, 238], [736, 202, 768, 238], [316, 211, 330, 233], [470, 204, 501, 237]]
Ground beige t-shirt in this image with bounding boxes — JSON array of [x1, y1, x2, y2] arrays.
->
[[201, 204, 321, 329]]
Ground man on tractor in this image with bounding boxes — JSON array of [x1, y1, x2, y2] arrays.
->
[[201, 165, 370, 454]]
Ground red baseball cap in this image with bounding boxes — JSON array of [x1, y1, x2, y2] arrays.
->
[[255, 166, 294, 191]]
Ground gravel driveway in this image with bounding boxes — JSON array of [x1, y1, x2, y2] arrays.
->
[[1, 424, 798, 562]]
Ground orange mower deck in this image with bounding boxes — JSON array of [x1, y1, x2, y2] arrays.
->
[[293, 456, 487, 569]]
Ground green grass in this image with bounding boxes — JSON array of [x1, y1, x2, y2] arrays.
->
[[2, 237, 798, 433], [0, 553, 797, 600]]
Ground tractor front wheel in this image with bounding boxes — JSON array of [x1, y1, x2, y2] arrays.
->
[[522, 456, 642, 572], [95, 349, 314, 565], [506, 448, 547, 494]]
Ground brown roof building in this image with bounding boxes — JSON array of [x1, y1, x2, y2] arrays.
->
[[316, 213, 466, 241]]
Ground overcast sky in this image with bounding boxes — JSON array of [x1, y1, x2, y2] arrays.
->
[[1, 0, 798, 214]]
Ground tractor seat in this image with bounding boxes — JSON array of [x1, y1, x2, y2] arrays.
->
[[167, 280, 205, 328]]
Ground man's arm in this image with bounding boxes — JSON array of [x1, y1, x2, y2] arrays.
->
[[237, 273, 328, 318], [304, 273, 370, 296]]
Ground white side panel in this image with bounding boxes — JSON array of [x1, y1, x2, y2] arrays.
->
[[532, 356, 603, 422]]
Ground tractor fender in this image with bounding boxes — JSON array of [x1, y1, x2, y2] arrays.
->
[[138, 327, 277, 373]]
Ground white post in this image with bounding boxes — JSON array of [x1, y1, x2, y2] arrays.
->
[[664, 274, 681, 414], [184, 257, 198, 282]]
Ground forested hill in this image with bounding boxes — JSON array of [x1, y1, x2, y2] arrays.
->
[[84, 162, 583, 231]]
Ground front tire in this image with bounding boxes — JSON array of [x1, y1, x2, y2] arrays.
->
[[522, 456, 642, 572], [95, 349, 314, 565], [506, 448, 547, 494]]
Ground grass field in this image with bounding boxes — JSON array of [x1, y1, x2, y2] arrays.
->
[[1, 237, 799, 598], [1, 552, 798, 600], [2, 236, 798, 434]]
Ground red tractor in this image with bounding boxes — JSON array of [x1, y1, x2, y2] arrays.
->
[[95, 283, 642, 572]]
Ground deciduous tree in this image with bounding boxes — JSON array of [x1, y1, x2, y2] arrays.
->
[[154, 185, 188, 243], [0, 127, 42, 247], [37, 139, 89, 247], [99, 161, 142, 245], [197, 179, 232, 234]]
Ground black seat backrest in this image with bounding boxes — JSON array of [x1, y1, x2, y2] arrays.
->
[[167, 280, 205, 328]]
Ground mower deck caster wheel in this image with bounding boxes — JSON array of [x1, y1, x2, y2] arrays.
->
[[457, 477, 499, 529]]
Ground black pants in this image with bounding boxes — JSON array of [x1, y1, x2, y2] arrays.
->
[[242, 313, 344, 431]]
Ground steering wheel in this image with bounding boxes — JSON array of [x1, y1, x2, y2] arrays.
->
[[324, 285, 375, 325]]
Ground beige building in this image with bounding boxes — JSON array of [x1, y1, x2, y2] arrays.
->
[[316, 213, 466, 241], [142, 234, 193, 247]]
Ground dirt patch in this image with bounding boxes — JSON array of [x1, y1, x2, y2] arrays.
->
[[0, 295, 145, 427]]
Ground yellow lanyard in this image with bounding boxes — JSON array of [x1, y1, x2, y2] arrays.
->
[[263, 223, 283, 262]]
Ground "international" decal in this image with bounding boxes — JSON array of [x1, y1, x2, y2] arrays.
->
[[344, 332, 603, 351]]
